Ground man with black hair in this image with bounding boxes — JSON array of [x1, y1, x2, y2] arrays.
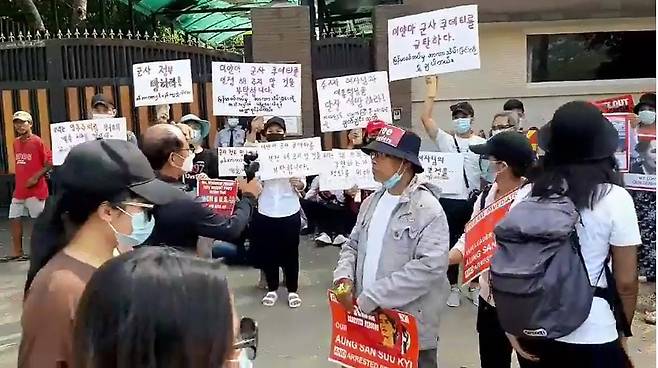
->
[[90, 94, 138, 145]]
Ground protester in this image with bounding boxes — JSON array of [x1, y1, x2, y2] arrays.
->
[[301, 177, 350, 246], [6, 111, 51, 262], [140, 124, 261, 252], [252, 117, 304, 308], [89, 94, 138, 145], [503, 98, 526, 130], [448, 131, 536, 368], [498, 101, 640, 367], [19, 139, 184, 368], [491, 111, 520, 136], [178, 114, 219, 191], [420, 75, 487, 307], [333, 125, 450, 368], [217, 117, 247, 147], [73, 247, 242, 368]]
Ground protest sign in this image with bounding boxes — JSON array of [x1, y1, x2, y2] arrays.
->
[[626, 126, 655, 191], [319, 149, 378, 191], [388, 5, 480, 81], [133, 59, 193, 107], [196, 179, 239, 217], [317, 71, 392, 132], [417, 152, 464, 194], [217, 147, 257, 177], [258, 137, 322, 180], [328, 290, 419, 368], [605, 113, 632, 172], [624, 173, 656, 192], [462, 189, 518, 285], [593, 95, 635, 114], [212, 62, 301, 117], [50, 118, 127, 165]]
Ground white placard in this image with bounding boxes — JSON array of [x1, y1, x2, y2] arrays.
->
[[625, 173, 656, 192], [212, 62, 302, 117], [132, 59, 193, 107], [388, 5, 480, 81], [319, 149, 379, 191], [418, 152, 464, 194], [317, 71, 392, 132], [258, 137, 322, 180], [217, 147, 258, 177], [50, 118, 127, 165]]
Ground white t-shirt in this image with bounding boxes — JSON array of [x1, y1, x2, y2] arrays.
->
[[434, 129, 488, 200], [362, 191, 400, 290]]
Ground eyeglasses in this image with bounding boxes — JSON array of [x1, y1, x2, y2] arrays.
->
[[370, 151, 390, 159], [492, 124, 514, 130], [118, 202, 155, 222]]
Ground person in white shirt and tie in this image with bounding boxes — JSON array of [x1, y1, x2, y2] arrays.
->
[[217, 117, 246, 148]]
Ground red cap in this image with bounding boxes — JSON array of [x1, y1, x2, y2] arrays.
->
[[366, 120, 387, 137]]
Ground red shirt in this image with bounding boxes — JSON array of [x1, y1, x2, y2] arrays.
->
[[14, 135, 51, 200]]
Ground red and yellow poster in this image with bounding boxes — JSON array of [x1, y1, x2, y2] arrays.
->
[[593, 95, 635, 114], [197, 178, 238, 217], [328, 290, 419, 368], [462, 189, 518, 284]]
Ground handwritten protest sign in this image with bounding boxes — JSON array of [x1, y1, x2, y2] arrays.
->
[[593, 95, 635, 114], [197, 179, 239, 217], [328, 290, 419, 368], [319, 149, 378, 191], [317, 71, 392, 132], [133, 59, 193, 106], [388, 5, 480, 81], [462, 189, 518, 285], [418, 152, 464, 194], [258, 137, 322, 180], [605, 113, 632, 172], [50, 118, 127, 165], [212, 62, 301, 117], [217, 147, 257, 177]]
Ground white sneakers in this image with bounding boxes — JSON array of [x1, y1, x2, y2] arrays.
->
[[447, 287, 461, 307], [315, 233, 349, 246], [315, 233, 332, 244], [333, 234, 349, 245]]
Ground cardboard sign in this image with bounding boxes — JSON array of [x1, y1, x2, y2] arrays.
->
[[462, 189, 518, 285], [258, 137, 322, 180], [212, 62, 302, 117], [605, 113, 632, 172], [217, 147, 258, 177], [388, 5, 480, 81], [376, 125, 405, 147], [197, 179, 239, 217], [328, 290, 419, 368], [417, 152, 465, 194], [593, 95, 635, 114], [50, 118, 127, 165], [319, 149, 379, 191], [133, 59, 193, 107], [317, 71, 393, 132]]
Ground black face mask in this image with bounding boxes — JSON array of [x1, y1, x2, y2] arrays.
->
[[266, 133, 285, 142]]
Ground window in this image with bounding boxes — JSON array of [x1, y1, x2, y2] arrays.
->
[[527, 30, 656, 82]]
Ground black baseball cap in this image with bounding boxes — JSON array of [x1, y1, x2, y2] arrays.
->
[[56, 139, 187, 205], [450, 102, 474, 117], [264, 116, 286, 132], [470, 131, 535, 171], [91, 94, 113, 109], [503, 99, 525, 113]]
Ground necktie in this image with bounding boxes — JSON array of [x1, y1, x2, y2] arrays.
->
[[229, 130, 234, 147]]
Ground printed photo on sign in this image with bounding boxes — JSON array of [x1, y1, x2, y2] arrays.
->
[[212, 62, 302, 117], [217, 147, 258, 177], [629, 126, 655, 176], [388, 4, 480, 81], [50, 118, 127, 165], [133, 59, 193, 107], [605, 113, 632, 172], [418, 152, 464, 194], [317, 71, 393, 132], [197, 179, 239, 217], [319, 149, 378, 191], [258, 137, 322, 180]]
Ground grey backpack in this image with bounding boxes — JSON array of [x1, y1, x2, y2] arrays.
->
[[490, 195, 595, 340]]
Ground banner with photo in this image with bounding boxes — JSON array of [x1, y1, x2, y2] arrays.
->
[[605, 113, 632, 172], [626, 124, 656, 192]]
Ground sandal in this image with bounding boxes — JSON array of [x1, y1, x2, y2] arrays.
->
[[288, 292, 302, 308], [262, 291, 278, 307], [644, 311, 656, 325]]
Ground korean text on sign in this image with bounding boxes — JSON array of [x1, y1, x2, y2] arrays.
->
[[258, 137, 322, 180], [217, 147, 258, 177], [317, 71, 393, 132], [50, 118, 127, 165], [462, 189, 518, 285], [319, 149, 379, 191], [388, 4, 480, 81], [418, 152, 464, 194], [212, 62, 302, 117], [328, 290, 420, 368], [197, 179, 239, 217], [133, 59, 193, 107]]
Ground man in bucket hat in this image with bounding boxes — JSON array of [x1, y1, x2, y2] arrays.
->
[[333, 125, 450, 368]]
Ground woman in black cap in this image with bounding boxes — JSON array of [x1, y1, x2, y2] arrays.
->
[[19, 140, 184, 368]]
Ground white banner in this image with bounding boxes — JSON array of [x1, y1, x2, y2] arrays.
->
[[418, 152, 465, 194], [319, 149, 379, 191], [212, 62, 302, 117], [625, 173, 656, 192], [258, 137, 322, 180], [217, 147, 258, 177], [50, 118, 127, 165], [388, 5, 480, 81], [317, 71, 392, 132], [133, 59, 193, 106]]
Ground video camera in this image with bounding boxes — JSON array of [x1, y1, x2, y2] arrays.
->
[[244, 152, 260, 182]]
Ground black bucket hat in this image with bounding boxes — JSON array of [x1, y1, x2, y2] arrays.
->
[[470, 131, 535, 172], [264, 116, 286, 132], [361, 125, 424, 173], [634, 92, 656, 114], [538, 101, 618, 164]]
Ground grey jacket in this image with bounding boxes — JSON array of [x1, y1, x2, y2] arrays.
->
[[333, 177, 450, 350]]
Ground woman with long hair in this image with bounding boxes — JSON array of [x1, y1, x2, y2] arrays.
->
[[19, 140, 184, 368]]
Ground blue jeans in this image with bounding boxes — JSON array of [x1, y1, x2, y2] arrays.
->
[[212, 241, 238, 259]]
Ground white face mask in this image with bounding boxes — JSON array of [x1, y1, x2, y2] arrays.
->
[[173, 152, 195, 173], [92, 112, 116, 119]]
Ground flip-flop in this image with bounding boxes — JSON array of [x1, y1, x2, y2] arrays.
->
[[0, 255, 30, 263], [288, 292, 302, 308], [262, 291, 278, 307]]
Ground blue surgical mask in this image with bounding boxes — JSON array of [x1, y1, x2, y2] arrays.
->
[[382, 162, 405, 190], [110, 209, 155, 248], [238, 349, 252, 368], [639, 110, 656, 125], [453, 118, 472, 134]]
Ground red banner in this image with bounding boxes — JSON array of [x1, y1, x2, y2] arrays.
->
[[328, 290, 419, 368], [604, 113, 633, 172], [197, 178, 238, 217], [593, 95, 635, 114], [462, 189, 518, 285]]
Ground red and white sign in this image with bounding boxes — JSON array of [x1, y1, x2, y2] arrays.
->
[[605, 113, 632, 172], [197, 179, 238, 217], [328, 290, 419, 368], [593, 95, 635, 114], [376, 125, 405, 147], [462, 189, 518, 285]]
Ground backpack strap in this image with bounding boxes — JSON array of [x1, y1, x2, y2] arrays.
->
[[479, 184, 493, 211], [594, 258, 633, 337], [452, 135, 471, 191]]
